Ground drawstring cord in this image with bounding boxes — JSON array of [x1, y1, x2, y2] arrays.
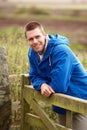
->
[[49, 56, 51, 66]]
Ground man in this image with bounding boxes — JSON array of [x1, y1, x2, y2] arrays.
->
[[25, 21, 87, 130]]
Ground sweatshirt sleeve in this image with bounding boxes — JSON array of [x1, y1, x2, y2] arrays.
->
[[49, 45, 73, 93], [28, 53, 48, 91]]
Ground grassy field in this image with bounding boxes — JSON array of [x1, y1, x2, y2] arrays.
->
[[0, 27, 29, 75], [0, 6, 87, 129], [0, 25, 87, 130], [0, 26, 87, 75]]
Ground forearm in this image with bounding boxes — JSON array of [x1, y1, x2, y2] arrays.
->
[[30, 74, 49, 91]]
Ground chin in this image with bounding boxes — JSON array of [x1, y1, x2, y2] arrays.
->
[[35, 48, 43, 54], [37, 50, 43, 53]]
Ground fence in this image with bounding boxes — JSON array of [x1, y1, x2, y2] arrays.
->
[[21, 74, 87, 130]]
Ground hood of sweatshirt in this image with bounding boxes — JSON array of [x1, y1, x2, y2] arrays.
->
[[41, 34, 70, 58], [48, 34, 69, 47], [29, 34, 69, 59]]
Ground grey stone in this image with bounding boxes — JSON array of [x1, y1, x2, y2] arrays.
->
[[0, 47, 11, 130]]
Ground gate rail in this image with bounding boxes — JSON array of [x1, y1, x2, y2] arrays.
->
[[21, 74, 87, 130]]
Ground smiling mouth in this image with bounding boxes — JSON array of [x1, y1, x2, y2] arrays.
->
[[33, 44, 41, 49], [34, 46, 39, 49]]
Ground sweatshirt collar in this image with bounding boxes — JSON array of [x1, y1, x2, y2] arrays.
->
[[38, 35, 50, 60]]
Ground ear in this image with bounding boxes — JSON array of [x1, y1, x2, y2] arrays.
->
[[43, 32, 46, 36]]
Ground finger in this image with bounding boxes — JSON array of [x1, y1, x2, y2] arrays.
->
[[41, 90, 51, 97], [48, 87, 55, 93]]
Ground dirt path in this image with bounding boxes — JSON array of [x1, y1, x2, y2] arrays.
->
[[0, 17, 87, 44], [0, 17, 87, 31]]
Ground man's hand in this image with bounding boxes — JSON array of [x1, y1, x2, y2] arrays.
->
[[41, 83, 55, 97]]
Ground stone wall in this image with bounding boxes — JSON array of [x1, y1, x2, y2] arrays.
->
[[0, 47, 11, 130]]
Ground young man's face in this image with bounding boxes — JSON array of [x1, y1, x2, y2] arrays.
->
[[26, 27, 46, 54]]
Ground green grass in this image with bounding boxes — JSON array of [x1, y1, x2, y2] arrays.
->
[[70, 43, 87, 69], [0, 27, 87, 76], [0, 26, 87, 129], [0, 6, 87, 21], [0, 27, 29, 75]]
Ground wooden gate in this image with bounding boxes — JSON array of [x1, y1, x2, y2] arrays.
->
[[21, 74, 87, 130]]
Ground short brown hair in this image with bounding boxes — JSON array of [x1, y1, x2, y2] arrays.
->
[[25, 21, 45, 38]]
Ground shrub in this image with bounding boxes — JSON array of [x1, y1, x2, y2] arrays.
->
[[15, 7, 29, 14], [29, 6, 50, 15]]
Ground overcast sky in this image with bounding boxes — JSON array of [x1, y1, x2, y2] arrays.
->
[[4, 0, 87, 7], [8, 0, 87, 4]]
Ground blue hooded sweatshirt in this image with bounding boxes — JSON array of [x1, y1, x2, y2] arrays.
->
[[28, 34, 87, 114]]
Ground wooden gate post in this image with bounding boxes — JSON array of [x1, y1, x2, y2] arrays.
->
[[21, 74, 31, 130]]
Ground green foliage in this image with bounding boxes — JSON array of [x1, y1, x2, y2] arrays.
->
[[29, 6, 50, 15], [0, 6, 87, 22], [44, 106, 57, 121], [15, 7, 29, 14], [70, 42, 85, 52], [15, 6, 50, 16], [0, 27, 29, 75], [0, 27, 87, 129], [70, 42, 87, 69], [0, 28, 87, 75]]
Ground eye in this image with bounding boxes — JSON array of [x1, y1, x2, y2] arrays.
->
[[28, 38, 33, 42], [36, 35, 40, 39]]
